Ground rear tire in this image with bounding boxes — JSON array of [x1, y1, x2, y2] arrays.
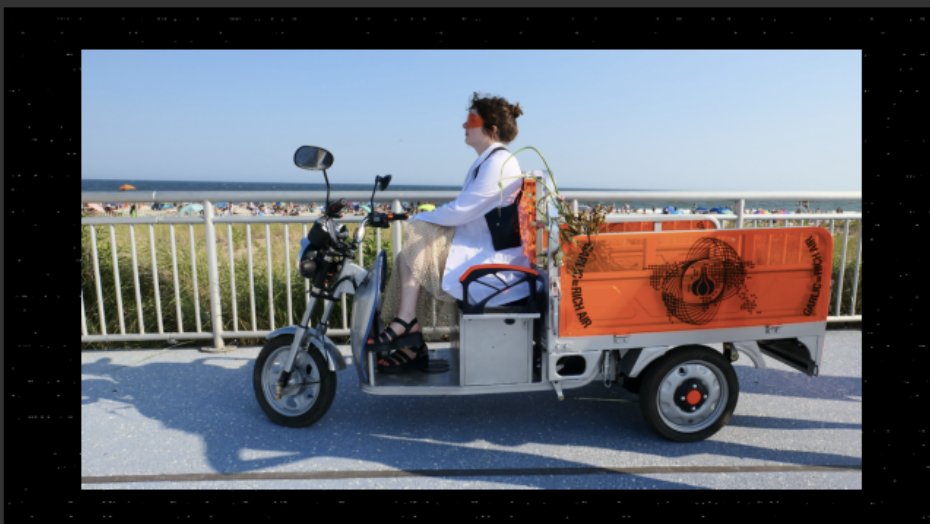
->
[[639, 345, 739, 442], [253, 335, 337, 428]]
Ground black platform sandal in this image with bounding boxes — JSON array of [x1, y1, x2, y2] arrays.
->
[[367, 317, 424, 352], [377, 344, 428, 374]]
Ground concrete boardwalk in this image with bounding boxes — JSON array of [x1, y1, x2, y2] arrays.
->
[[81, 331, 862, 489]]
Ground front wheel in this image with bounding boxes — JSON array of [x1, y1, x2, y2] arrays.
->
[[253, 335, 337, 428], [638, 345, 739, 442]]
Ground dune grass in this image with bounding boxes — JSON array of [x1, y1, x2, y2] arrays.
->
[[81, 214, 394, 349]]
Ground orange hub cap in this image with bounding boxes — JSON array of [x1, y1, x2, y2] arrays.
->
[[686, 390, 702, 405]]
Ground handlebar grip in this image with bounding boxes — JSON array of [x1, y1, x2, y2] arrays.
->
[[389, 213, 409, 221], [327, 198, 346, 215]]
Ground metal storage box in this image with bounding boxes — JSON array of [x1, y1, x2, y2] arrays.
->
[[459, 312, 538, 386]]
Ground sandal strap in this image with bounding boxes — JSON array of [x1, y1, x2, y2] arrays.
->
[[381, 350, 412, 367], [378, 326, 398, 343], [390, 317, 418, 331], [378, 317, 420, 345]]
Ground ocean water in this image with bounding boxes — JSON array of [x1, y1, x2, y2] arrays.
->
[[81, 179, 861, 213]]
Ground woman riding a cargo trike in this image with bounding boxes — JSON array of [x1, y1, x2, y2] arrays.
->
[[254, 100, 833, 442]]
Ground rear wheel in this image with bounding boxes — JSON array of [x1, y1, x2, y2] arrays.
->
[[253, 335, 336, 428], [638, 345, 738, 442]]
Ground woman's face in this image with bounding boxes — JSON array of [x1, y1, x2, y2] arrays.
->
[[463, 109, 496, 149]]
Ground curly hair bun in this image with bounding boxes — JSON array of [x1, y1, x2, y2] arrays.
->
[[469, 92, 523, 143]]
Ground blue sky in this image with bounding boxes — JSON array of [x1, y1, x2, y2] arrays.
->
[[82, 50, 861, 190]]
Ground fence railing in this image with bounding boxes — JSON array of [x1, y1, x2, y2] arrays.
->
[[81, 189, 862, 349]]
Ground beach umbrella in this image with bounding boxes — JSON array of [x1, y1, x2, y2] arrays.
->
[[215, 202, 229, 208], [753, 210, 764, 214], [695, 206, 708, 211], [720, 209, 734, 214], [418, 204, 436, 211], [120, 184, 136, 191], [359, 205, 372, 212], [179, 203, 204, 216]]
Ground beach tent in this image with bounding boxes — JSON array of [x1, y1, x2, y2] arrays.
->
[[720, 209, 734, 214], [418, 204, 436, 211], [695, 206, 708, 212], [179, 203, 204, 216], [359, 205, 372, 212]]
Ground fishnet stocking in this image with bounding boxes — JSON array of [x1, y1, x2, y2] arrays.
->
[[380, 220, 460, 341]]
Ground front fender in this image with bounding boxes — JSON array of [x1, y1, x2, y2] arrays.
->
[[266, 326, 347, 372]]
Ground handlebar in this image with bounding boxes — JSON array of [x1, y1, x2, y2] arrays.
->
[[326, 198, 348, 217], [368, 211, 408, 228]]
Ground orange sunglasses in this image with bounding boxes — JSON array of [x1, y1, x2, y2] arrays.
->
[[465, 113, 484, 128]]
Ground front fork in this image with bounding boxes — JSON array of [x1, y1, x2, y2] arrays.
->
[[274, 294, 337, 400]]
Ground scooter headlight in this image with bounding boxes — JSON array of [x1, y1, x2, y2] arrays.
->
[[298, 245, 320, 279]]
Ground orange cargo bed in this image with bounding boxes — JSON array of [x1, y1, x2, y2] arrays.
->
[[558, 227, 833, 337]]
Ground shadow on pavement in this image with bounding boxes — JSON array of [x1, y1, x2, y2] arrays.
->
[[81, 351, 861, 489]]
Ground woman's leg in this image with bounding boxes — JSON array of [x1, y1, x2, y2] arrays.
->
[[384, 256, 422, 359]]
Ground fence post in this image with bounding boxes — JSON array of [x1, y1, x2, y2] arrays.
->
[[202, 200, 225, 351], [736, 199, 745, 229], [833, 220, 850, 316], [849, 221, 862, 316]]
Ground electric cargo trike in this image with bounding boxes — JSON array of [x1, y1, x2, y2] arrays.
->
[[253, 146, 833, 442]]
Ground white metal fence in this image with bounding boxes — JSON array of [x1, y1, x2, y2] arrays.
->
[[81, 190, 862, 349]]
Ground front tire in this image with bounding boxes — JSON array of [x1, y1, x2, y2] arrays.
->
[[639, 345, 739, 442], [253, 335, 337, 428]]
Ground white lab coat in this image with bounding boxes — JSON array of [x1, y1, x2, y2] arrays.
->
[[409, 143, 536, 306]]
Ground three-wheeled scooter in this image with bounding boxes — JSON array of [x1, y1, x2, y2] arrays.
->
[[253, 145, 834, 442]]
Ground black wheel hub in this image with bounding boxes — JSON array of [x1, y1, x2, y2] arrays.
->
[[673, 379, 709, 412]]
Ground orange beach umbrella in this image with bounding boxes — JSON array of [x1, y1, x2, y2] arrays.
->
[[120, 184, 136, 191]]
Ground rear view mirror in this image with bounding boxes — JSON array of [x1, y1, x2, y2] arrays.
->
[[294, 146, 334, 171], [379, 175, 392, 191]]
